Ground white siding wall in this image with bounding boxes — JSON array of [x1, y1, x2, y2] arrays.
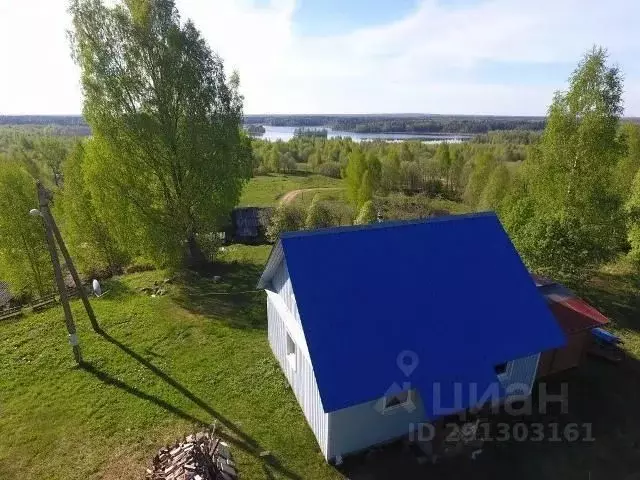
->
[[271, 262, 302, 326], [499, 353, 540, 399], [266, 263, 329, 458], [327, 393, 426, 460]]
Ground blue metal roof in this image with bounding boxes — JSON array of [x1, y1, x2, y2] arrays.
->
[[264, 213, 566, 416]]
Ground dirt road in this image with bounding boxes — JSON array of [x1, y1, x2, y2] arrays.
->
[[278, 187, 343, 205]]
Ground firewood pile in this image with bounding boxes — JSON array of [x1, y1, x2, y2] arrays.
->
[[146, 426, 237, 480]]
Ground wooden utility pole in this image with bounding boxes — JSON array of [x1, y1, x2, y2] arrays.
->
[[37, 181, 82, 364], [48, 211, 100, 332]]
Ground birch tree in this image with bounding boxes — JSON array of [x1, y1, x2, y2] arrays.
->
[[69, 0, 252, 267]]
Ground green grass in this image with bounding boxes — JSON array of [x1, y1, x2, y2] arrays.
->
[[0, 246, 339, 480], [567, 259, 640, 357], [239, 173, 344, 207], [2, 239, 639, 479]]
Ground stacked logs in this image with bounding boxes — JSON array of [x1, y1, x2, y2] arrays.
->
[[146, 427, 237, 480]]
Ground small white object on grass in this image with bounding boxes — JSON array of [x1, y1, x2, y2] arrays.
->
[[92, 279, 102, 297]]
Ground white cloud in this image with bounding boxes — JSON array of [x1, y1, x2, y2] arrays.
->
[[1, 0, 639, 115], [180, 0, 640, 115]]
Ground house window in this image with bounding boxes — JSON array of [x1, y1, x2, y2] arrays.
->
[[383, 390, 412, 411], [286, 331, 297, 371], [494, 362, 508, 377]]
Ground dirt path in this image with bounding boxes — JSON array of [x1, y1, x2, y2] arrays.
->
[[278, 187, 342, 205]]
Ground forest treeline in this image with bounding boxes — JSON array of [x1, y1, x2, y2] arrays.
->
[[245, 114, 548, 134], [0, 113, 549, 136]]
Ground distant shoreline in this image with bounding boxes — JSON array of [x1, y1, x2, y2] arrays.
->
[[2, 114, 639, 138]]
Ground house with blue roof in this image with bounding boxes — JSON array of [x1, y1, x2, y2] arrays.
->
[[257, 212, 566, 462]]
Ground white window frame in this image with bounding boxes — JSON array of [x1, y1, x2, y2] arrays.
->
[[285, 331, 297, 371], [383, 389, 414, 412]]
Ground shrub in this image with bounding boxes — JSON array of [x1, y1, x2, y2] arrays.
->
[[305, 195, 334, 230], [279, 152, 297, 173], [266, 203, 305, 242], [317, 161, 342, 178], [254, 163, 273, 176], [354, 200, 377, 225]]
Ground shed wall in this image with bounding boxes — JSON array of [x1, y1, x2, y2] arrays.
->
[[537, 332, 589, 378], [266, 275, 329, 458]]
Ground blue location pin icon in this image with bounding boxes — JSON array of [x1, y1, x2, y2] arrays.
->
[[397, 350, 419, 377]]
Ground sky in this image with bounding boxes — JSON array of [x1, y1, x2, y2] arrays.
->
[[1, 0, 640, 116]]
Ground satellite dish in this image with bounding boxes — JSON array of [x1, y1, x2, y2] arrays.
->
[[92, 279, 102, 297]]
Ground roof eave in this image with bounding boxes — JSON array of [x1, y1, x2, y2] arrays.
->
[[256, 240, 284, 289]]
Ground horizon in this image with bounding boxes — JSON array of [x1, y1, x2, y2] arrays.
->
[[4, 113, 640, 120]]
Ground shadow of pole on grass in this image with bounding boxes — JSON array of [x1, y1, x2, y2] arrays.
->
[[83, 328, 302, 480]]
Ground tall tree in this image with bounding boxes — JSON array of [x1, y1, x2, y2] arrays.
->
[[626, 169, 640, 262], [0, 162, 54, 297], [449, 149, 465, 195], [478, 163, 510, 211], [345, 149, 367, 207], [366, 152, 382, 192], [435, 142, 451, 189], [36, 137, 69, 186], [56, 141, 129, 275], [381, 151, 401, 193], [358, 169, 374, 208], [464, 152, 497, 207], [615, 122, 640, 200], [503, 47, 626, 274], [69, 0, 252, 267]]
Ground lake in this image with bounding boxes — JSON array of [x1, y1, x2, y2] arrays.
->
[[256, 125, 473, 143]]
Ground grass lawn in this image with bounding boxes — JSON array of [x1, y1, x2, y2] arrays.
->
[[239, 173, 343, 207], [0, 245, 339, 480], [1, 241, 639, 479]]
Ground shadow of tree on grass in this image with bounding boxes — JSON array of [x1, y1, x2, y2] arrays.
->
[[565, 269, 640, 334], [81, 327, 302, 479], [172, 262, 266, 330]]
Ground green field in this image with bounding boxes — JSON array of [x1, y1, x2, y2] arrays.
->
[[1, 245, 639, 479], [0, 245, 339, 480], [239, 173, 344, 207]]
